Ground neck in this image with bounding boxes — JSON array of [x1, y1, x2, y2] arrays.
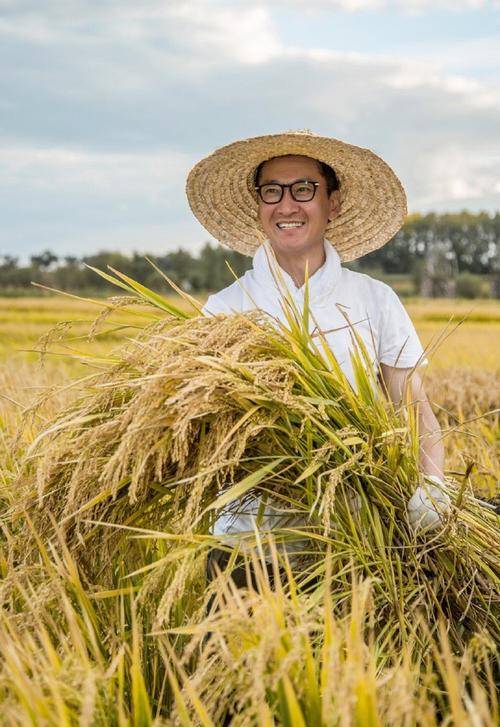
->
[[269, 242, 326, 289]]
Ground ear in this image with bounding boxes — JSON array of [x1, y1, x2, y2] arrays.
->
[[328, 190, 341, 222]]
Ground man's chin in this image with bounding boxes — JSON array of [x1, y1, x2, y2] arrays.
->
[[270, 230, 305, 244], [268, 236, 320, 255]]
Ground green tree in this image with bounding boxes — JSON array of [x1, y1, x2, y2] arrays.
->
[[30, 250, 59, 270]]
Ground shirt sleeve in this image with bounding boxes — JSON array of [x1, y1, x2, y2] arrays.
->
[[377, 287, 428, 368], [201, 293, 233, 316], [202, 276, 251, 316]]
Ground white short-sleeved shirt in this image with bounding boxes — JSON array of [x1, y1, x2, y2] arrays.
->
[[202, 239, 426, 543]]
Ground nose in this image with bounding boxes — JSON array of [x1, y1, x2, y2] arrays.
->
[[275, 186, 301, 215]]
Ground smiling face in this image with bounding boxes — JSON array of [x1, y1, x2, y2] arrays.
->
[[256, 155, 340, 260]]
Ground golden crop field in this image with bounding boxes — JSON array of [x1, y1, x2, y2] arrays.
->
[[1, 295, 499, 368], [0, 293, 499, 725]]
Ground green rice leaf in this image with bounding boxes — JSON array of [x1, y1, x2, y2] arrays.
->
[[204, 456, 287, 512]]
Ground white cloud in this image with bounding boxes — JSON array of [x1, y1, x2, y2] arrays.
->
[[0, 1, 282, 66], [412, 145, 500, 209], [167, 3, 281, 65], [278, 0, 498, 11], [1, 0, 499, 256], [383, 62, 500, 110], [0, 144, 195, 201], [0, 143, 207, 256]]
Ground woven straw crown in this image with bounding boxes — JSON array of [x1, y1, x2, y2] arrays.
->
[[185, 130, 407, 261]]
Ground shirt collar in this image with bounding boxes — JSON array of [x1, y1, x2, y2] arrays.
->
[[252, 239, 342, 304]]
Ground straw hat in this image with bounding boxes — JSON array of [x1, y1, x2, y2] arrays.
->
[[186, 130, 407, 262]]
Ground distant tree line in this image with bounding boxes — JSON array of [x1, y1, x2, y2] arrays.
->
[[0, 244, 252, 296], [359, 211, 498, 275], [1, 211, 498, 297]]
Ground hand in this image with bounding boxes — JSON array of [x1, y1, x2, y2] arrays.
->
[[407, 476, 451, 533]]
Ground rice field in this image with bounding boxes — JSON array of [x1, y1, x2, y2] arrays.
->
[[2, 295, 499, 367], [0, 292, 499, 725]]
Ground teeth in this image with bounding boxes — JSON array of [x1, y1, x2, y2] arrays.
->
[[277, 222, 305, 229]]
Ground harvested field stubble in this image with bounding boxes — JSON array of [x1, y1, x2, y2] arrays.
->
[[0, 290, 499, 725]]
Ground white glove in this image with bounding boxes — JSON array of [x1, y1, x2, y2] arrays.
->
[[407, 476, 451, 533]]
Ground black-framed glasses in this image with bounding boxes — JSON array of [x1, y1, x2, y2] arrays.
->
[[255, 179, 319, 204]]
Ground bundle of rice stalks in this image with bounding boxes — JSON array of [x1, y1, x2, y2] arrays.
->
[[5, 276, 498, 667]]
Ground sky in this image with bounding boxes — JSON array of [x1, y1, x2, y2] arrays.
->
[[1, 0, 499, 260]]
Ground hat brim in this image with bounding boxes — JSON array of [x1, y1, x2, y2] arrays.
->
[[186, 131, 407, 261]]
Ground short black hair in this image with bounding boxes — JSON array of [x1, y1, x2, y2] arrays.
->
[[254, 156, 340, 196]]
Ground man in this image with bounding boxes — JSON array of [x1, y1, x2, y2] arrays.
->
[[186, 130, 450, 546]]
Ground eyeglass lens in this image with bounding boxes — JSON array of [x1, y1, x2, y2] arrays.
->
[[259, 181, 316, 204]]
